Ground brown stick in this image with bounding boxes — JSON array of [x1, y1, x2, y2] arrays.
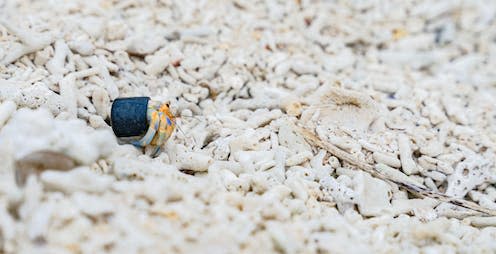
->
[[294, 124, 496, 216]]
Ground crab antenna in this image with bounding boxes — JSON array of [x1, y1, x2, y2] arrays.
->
[[177, 115, 201, 121], [175, 119, 198, 147]]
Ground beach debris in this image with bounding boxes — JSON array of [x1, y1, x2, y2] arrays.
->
[[15, 150, 77, 186], [294, 124, 496, 216], [301, 86, 383, 133], [110, 97, 176, 157]]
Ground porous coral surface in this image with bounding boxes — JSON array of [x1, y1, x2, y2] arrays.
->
[[1, 0, 496, 253]]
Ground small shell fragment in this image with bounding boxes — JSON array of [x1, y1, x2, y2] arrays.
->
[[15, 150, 77, 186]]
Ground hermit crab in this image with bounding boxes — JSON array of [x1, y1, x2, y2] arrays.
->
[[110, 97, 175, 156]]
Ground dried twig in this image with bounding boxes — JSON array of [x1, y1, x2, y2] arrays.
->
[[294, 124, 496, 216]]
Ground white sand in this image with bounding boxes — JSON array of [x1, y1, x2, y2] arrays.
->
[[1, 0, 496, 253]]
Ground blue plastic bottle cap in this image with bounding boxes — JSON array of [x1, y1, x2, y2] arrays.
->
[[111, 97, 150, 137]]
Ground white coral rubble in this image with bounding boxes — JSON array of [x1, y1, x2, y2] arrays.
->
[[0, 0, 495, 253]]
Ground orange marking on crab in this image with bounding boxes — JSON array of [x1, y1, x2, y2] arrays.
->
[[133, 100, 176, 156]]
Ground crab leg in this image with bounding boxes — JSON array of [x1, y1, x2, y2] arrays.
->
[[149, 113, 167, 156], [133, 110, 160, 147]]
